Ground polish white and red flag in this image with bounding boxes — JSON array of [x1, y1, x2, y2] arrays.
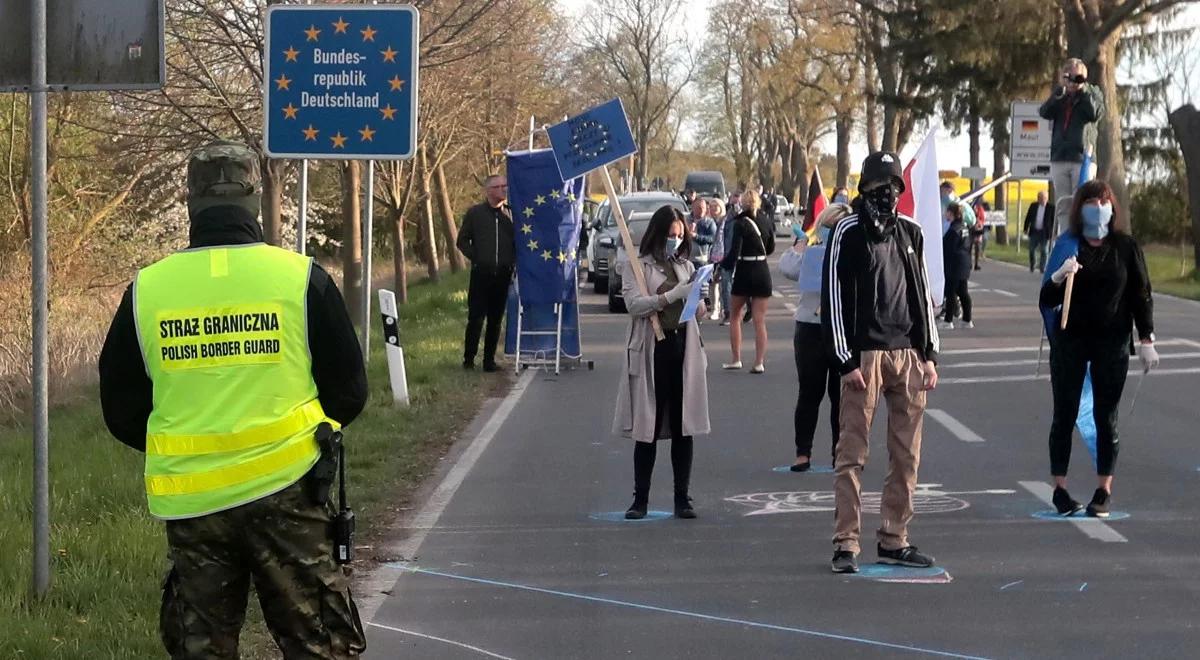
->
[[897, 129, 945, 305]]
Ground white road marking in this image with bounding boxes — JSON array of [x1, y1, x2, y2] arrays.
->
[[941, 366, 1200, 385], [1019, 481, 1128, 543], [359, 370, 536, 623], [989, 288, 1019, 298], [926, 409, 986, 442], [942, 352, 1200, 369], [940, 338, 1195, 357], [367, 622, 517, 659]]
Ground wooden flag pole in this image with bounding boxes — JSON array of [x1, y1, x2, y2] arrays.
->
[[1060, 271, 1076, 330], [599, 165, 664, 340]]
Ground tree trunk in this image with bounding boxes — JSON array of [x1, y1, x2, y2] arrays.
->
[[792, 144, 810, 212], [390, 207, 408, 304], [432, 160, 465, 273], [1090, 34, 1129, 217], [418, 161, 440, 282], [340, 161, 363, 321], [968, 110, 981, 170], [779, 137, 794, 195], [864, 48, 880, 153], [1168, 104, 1200, 270], [991, 116, 1008, 210], [881, 103, 899, 153], [835, 111, 852, 188], [261, 157, 285, 246]]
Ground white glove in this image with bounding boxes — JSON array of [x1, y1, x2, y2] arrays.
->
[[663, 281, 691, 304], [1051, 256, 1082, 284], [1138, 343, 1159, 373]]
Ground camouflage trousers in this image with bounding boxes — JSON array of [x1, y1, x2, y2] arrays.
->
[[160, 475, 366, 659]]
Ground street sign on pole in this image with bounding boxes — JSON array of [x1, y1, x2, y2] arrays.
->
[[263, 5, 419, 160], [1009, 101, 1052, 180], [0, 0, 164, 91]]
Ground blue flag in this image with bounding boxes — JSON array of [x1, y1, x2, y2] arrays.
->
[[506, 149, 584, 305], [1078, 151, 1092, 189], [1041, 232, 1098, 467]]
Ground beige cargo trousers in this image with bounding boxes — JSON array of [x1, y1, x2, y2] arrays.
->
[[833, 348, 928, 555]]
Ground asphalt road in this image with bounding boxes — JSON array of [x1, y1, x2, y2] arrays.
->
[[363, 249, 1200, 660]]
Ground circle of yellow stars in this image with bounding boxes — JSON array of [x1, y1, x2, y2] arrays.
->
[[518, 188, 580, 263], [274, 15, 408, 149]]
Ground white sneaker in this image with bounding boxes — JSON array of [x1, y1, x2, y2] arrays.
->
[[962, 321, 975, 329], [937, 321, 955, 331], [722, 361, 742, 370], [709, 309, 720, 321]]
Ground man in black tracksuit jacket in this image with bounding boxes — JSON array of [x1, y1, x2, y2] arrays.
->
[[456, 175, 516, 371], [820, 151, 940, 574]]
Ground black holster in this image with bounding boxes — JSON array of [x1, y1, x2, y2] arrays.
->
[[305, 422, 341, 506]]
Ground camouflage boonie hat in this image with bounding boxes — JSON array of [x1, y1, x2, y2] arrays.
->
[[186, 140, 262, 217]]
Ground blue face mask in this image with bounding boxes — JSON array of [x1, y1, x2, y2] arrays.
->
[[818, 226, 832, 243], [666, 236, 683, 254], [833, 193, 848, 204], [1081, 203, 1112, 239]]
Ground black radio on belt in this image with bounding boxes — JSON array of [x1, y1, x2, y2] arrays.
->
[[332, 441, 355, 565]]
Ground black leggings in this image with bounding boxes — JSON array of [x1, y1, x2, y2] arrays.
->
[[792, 322, 839, 459], [633, 330, 693, 496], [1048, 333, 1130, 476], [943, 278, 972, 323]]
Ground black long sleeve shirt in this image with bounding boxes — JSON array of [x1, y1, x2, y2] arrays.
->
[[1039, 232, 1154, 343], [98, 206, 368, 452]]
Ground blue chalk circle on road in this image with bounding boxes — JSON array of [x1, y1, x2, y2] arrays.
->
[[849, 565, 952, 583], [772, 465, 836, 474], [1032, 510, 1131, 521], [590, 511, 673, 522]]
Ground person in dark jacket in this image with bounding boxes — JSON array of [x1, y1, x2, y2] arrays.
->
[[456, 175, 516, 371], [720, 189, 775, 373], [98, 141, 368, 659], [1039, 58, 1104, 208], [1024, 190, 1054, 272], [1039, 179, 1157, 518], [941, 202, 974, 330], [821, 151, 940, 574]]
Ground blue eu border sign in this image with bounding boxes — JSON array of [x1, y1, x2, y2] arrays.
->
[[546, 98, 637, 181], [264, 5, 419, 160]]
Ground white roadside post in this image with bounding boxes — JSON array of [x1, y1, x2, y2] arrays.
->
[[378, 289, 410, 406]]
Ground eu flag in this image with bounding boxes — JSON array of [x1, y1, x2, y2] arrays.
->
[[506, 149, 584, 305]]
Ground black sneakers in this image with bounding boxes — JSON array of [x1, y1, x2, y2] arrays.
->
[[831, 550, 859, 574], [790, 460, 811, 473], [1086, 488, 1111, 518], [625, 496, 648, 520], [877, 544, 935, 568], [1053, 486, 1084, 516]]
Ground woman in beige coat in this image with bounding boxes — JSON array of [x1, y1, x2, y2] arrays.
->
[[613, 206, 711, 519]]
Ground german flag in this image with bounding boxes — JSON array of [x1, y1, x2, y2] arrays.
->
[[1021, 119, 1040, 132]]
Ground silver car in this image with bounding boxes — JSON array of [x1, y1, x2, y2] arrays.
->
[[587, 192, 689, 310]]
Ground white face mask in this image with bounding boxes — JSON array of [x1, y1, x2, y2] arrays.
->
[[666, 236, 683, 254]]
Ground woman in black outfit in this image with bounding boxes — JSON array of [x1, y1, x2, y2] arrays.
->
[[941, 201, 974, 330], [720, 189, 775, 373], [1039, 180, 1158, 518]]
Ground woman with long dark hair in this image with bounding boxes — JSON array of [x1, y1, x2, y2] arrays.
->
[[720, 189, 775, 373], [1039, 179, 1157, 517], [613, 205, 711, 519]]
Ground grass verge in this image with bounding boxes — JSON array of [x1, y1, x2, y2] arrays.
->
[[0, 269, 502, 658], [984, 238, 1200, 301]]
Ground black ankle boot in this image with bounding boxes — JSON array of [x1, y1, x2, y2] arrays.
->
[[625, 492, 648, 519], [674, 492, 696, 519]]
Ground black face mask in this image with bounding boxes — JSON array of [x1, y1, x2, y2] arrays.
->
[[861, 183, 899, 241]]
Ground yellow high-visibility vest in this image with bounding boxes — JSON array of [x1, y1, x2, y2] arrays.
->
[[134, 243, 335, 519]]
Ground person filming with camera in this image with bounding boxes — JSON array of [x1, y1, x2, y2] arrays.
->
[[1039, 58, 1104, 210]]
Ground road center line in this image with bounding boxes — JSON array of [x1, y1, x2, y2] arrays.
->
[[940, 339, 1196, 356], [926, 409, 986, 443], [989, 288, 1019, 298], [1018, 481, 1128, 542], [941, 366, 1200, 385], [360, 370, 536, 623], [942, 352, 1200, 369]]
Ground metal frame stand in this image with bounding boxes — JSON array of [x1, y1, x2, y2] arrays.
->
[[511, 268, 588, 375]]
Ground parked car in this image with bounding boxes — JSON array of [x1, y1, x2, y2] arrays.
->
[[683, 171, 726, 199], [771, 194, 796, 236], [587, 192, 689, 294]]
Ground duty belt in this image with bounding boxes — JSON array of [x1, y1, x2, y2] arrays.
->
[[738, 256, 767, 261]]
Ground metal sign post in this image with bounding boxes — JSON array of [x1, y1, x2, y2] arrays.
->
[[297, 159, 308, 254], [362, 160, 374, 361], [30, 0, 50, 599]]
